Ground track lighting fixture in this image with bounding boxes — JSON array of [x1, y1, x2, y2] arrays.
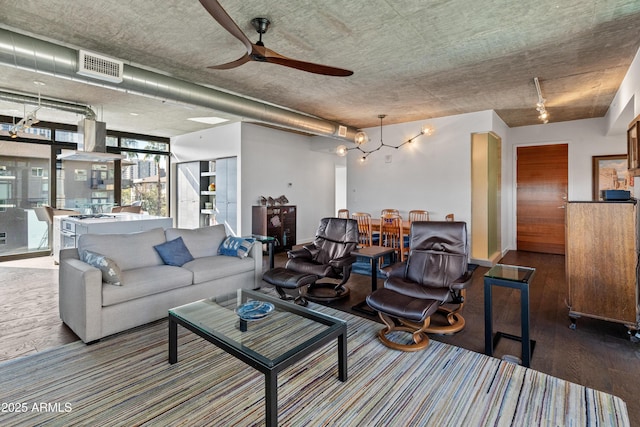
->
[[336, 115, 434, 162], [534, 77, 549, 124]]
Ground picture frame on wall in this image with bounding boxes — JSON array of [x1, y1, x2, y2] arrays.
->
[[592, 154, 633, 201]]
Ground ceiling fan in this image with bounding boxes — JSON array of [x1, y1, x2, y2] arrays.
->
[[199, 0, 353, 77]]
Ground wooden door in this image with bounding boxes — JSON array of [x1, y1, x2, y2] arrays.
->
[[516, 144, 568, 254]]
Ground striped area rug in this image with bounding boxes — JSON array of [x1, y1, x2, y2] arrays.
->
[[0, 301, 629, 426]]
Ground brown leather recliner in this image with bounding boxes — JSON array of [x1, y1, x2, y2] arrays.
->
[[285, 217, 359, 301], [366, 221, 473, 351]]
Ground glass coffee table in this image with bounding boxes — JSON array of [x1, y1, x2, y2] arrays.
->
[[168, 289, 347, 427]]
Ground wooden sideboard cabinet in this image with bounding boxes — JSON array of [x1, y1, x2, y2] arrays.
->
[[252, 205, 296, 252], [565, 201, 640, 335]]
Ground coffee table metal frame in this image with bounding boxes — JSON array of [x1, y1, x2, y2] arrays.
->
[[168, 289, 347, 427]]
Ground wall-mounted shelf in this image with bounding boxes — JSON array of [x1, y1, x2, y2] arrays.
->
[[176, 158, 236, 232]]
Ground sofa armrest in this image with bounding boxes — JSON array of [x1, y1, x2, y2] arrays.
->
[[248, 240, 263, 289], [59, 256, 103, 343]]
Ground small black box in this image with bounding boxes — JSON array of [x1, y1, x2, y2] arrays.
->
[[602, 190, 631, 200]]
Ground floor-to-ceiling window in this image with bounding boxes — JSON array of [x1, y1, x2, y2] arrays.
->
[[0, 140, 51, 257], [0, 117, 170, 260], [117, 137, 169, 217]]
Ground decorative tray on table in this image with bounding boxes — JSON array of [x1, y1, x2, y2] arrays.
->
[[235, 300, 275, 321]]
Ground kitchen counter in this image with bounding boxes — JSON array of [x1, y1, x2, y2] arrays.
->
[[63, 213, 172, 225], [54, 214, 173, 263]]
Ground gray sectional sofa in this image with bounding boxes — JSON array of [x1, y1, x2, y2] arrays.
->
[[58, 225, 262, 343]]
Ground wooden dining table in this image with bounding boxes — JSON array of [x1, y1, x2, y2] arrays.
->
[[370, 218, 411, 233]]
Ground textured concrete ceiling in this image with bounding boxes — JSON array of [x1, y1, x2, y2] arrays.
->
[[1, 0, 640, 137]]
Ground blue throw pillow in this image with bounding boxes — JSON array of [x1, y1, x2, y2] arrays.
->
[[154, 236, 194, 266], [219, 236, 255, 259]]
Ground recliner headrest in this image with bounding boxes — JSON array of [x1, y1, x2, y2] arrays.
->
[[410, 221, 468, 255], [315, 217, 359, 244]]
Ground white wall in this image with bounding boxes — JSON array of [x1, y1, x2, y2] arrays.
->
[[606, 47, 640, 135], [342, 112, 627, 255], [345, 111, 497, 223], [169, 114, 627, 255], [240, 124, 344, 243]]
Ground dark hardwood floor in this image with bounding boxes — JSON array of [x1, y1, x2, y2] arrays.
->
[[1, 250, 638, 424]]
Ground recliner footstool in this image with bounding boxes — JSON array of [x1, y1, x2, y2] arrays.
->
[[263, 267, 318, 306]]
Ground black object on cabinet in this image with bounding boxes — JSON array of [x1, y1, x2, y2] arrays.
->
[[252, 205, 296, 252]]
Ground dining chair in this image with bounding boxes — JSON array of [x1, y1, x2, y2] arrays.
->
[[445, 213, 455, 221], [34, 206, 79, 249], [409, 210, 430, 223], [379, 214, 409, 262], [352, 212, 374, 247], [337, 209, 350, 219], [121, 205, 143, 213], [381, 208, 400, 216]]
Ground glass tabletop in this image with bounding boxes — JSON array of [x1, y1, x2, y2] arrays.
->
[[169, 289, 345, 368], [485, 263, 535, 283], [250, 234, 276, 243]]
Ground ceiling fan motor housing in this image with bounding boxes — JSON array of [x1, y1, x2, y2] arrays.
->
[[251, 17, 270, 34]]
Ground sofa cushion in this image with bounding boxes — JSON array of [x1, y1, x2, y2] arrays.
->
[[154, 237, 194, 267], [165, 225, 227, 259], [218, 236, 255, 258], [101, 265, 194, 307], [182, 255, 255, 285], [78, 227, 166, 271], [80, 250, 123, 285]]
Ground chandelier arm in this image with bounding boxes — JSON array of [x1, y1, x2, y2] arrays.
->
[[340, 115, 435, 159]]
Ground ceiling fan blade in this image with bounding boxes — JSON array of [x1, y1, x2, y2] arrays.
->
[[199, 0, 252, 54], [262, 47, 353, 77], [207, 53, 251, 70]]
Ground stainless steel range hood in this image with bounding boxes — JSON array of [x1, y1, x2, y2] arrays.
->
[[57, 119, 125, 162]]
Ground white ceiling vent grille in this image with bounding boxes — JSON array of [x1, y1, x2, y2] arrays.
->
[[338, 125, 347, 138], [77, 50, 124, 83]]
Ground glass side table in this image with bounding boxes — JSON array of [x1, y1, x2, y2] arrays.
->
[[251, 234, 276, 270], [484, 264, 536, 367], [349, 246, 396, 316]]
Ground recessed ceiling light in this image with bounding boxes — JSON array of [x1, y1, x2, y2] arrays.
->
[[129, 112, 139, 116], [187, 116, 228, 125]]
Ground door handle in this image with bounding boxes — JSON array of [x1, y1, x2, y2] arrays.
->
[[558, 205, 566, 209]]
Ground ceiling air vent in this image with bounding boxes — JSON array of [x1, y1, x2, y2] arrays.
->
[[77, 50, 124, 83]]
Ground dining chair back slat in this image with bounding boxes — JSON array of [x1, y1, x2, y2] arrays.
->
[[352, 212, 374, 247], [409, 210, 430, 223], [379, 213, 409, 261]]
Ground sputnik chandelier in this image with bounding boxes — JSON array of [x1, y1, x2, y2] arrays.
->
[[534, 77, 549, 124], [8, 81, 44, 138], [336, 114, 435, 162]]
